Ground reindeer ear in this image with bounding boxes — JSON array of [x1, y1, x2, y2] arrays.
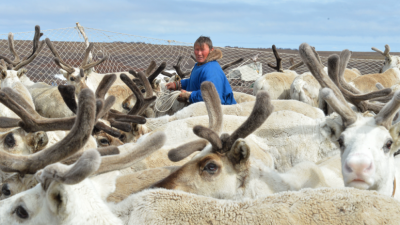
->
[[45, 182, 67, 214], [227, 139, 250, 168], [1, 71, 6, 80], [389, 122, 400, 154], [59, 69, 69, 79], [17, 68, 27, 78]]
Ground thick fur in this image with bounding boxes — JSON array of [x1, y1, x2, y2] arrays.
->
[[154, 141, 337, 199], [20, 75, 74, 118], [0, 169, 122, 224], [253, 69, 298, 99], [349, 68, 400, 93], [144, 99, 324, 136], [149, 111, 341, 172], [95, 131, 166, 174], [107, 166, 179, 203], [112, 188, 400, 225], [290, 68, 360, 108], [232, 91, 255, 103], [197, 49, 223, 66]]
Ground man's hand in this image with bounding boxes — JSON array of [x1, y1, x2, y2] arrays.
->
[[177, 90, 191, 102], [166, 81, 181, 91]]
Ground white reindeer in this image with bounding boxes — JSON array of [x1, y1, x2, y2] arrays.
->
[[253, 45, 302, 99], [299, 42, 400, 200]]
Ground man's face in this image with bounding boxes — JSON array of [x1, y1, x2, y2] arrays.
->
[[194, 44, 213, 63]]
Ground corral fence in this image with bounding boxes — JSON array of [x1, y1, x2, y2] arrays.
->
[[0, 25, 384, 94]]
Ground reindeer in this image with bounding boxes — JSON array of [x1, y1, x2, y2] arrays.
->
[[372, 44, 400, 73], [0, 26, 92, 158], [252, 45, 303, 99], [0, 83, 164, 199], [44, 38, 160, 118], [0, 149, 123, 224], [289, 46, 360, 109], [0, 130, 167, 200], [343, 45, 400, 94], [299, 42, 400, 200], [121, 79, 338, 173], [0, 26, 45, 118], [152, 82, 342, 200]]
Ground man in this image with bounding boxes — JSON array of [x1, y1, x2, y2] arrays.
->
[[166, 36, 236, 105]]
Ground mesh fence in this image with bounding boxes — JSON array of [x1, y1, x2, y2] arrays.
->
[[0, 26, 384, 94]]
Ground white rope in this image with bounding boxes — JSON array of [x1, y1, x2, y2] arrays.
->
[[154, 83, 181, 113]]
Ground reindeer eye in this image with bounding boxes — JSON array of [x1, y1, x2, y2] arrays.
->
[[119, 134, 126, 142], [122, 103, 130, 111], [4, 133, 15, 148], [204, 163, 218, 174], [384, 140, 393, 153], [141, 89, 146, 93], [100, 138, 110, 145], [15, 205, 29, 219], [2, 183, 10, 196], [70, 77, 75, 81]]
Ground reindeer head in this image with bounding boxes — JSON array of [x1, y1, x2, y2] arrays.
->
[[45, 38, 107, 94], [93, 130, 124, 147], [0, 150, 122, 224], [0, 26, 45, 85], [154, 82, 273, 199], [300, 43, 399, 196], [0, 130, 166, 200], [0, 128, 49, 155], [372, 45, 400, 73]]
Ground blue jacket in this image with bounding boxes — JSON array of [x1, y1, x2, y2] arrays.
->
[[181, 61, 237, 105]]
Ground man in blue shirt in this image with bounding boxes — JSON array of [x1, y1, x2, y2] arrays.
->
[[166, 36, 236, 105]]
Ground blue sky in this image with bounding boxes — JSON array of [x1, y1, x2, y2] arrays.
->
[[1, 0, 398, 51]]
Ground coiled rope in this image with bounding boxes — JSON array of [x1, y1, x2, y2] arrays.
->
[[154, 83, 181, 113]]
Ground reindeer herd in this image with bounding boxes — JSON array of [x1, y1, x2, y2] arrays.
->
[[0, 25, 400, 224]]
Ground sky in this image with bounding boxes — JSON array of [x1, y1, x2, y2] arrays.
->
[[0, 0, 398, 51]]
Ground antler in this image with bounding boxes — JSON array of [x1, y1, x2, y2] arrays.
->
[[14, 40, 45, 71], [172, 56, 190, 79], [58, 73, 145, 137], [0, 26, 45, 71], [194, 90, 273, 153], [328, 49, 392, 113], [146, 62, 167, 89], [7, 33, 20, 66], [0, 87, 98, 132], [121, 73, 156, 116], [38, 149, 101, 190], [47, 38, 108, 73], [46, 38, 75, 73], [375, 91, 400, 129], [168, 82, 224, 162], [0, 88, 96, 175], [299, 43, 357, 127], [61, 146, 119, 165], [0, 59, 7, 73], [95, 131, 166, 175], [221, 58, 244, 71], [267, 45, 283, 72], [372, 45, 392, 62]]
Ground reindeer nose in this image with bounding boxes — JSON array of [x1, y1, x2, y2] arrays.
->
[[345, 154, 373, 175]]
